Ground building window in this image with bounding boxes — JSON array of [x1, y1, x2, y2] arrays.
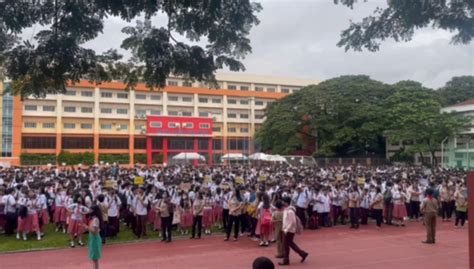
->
[[150, 110, 160, 115], [81, 91, 93, 97], [101, 92, 113, 98], [24, 122, 37, 128], [64, 106, 76, 113], [64, 90, 76, 96], [135, 93, 146, 100], [213, 127, 221, 132], [267, 87, 276, 93], [25, 105, 37, 111], [227, 99, 237, 104], [136, 109, 147, 117], [227, 113, 237, 118], [281, 88, 290, 93], [81, 123, 93, 129], [117, 93, 128, 99], [198, 139, 209, 150], [255, 86, 264, 92], [212, 98, 221, 104], [62, 137, 93, 149], [168, 111, 179, 116], [43, 105, 55, 112], [99, 137, 129, 149], [81, 107, 93, 113], [168, 138, 194, 150], [212, 139, 222, 150], [182, 81, 193, 87], [168, 122, 179, 128], [150, 94, 161, 100], [228, 138, 249, 150], [182, 96, 193, 102], [150, 122, 162, 128], [199, 123, 210, 129], [101, 108, 112, 114], [199, 112, 209, 117], [101, 124, 112, 130], [240, 99, 249, 105], [240, 114, 249, 119], [63, 123, 76, 129], [293, 88, 301, 93], [255, 114, 265, 119], [199, 97, 208, 103], [182, 111, 192, 116], [255, 101, 264, 106], [240, 127, 249, 133], [135, 125, 145, 132], [117, 108, 128, 114], [118, 124, 128, 131], [42, 122, 55, 129], [168, 96, 179, 102], [22, 136, 56, 149], [240, 85, 249, 91], [168, 80, 178, 86], [183, 123, 193, 128], [228, 85, 237, 90], [228, 127, 236, 133], [134, 138, 147, 149]]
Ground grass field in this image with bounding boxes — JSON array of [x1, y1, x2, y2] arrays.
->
[[0, 223, 224, 253]]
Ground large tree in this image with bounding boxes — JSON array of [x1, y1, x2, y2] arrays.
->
[[437, 76, 474, 106], [0, 0, 262, 97], [335, 0, 474, 51]]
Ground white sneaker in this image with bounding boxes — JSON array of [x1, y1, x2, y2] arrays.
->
[[16, 233, 20, 240], [23, 235, 27, 241]]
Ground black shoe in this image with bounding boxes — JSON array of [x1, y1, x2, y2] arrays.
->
[[278, 262, 289, 266], [301, 253, 308, 263], [275, 255, 284, 259]]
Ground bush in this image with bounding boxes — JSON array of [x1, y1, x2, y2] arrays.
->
[[20, 154, 57, 165], [99, 154, 130, 164], [57, 151, 94, 166], [134, 154, 147, 164], [153, 153, 163, 164]]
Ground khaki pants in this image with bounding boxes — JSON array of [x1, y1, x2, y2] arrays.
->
[[424, 212, 437, 243], [275, 229, 284, 257]]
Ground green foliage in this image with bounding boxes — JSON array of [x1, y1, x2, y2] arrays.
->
[[99, 154, 130, 165], [335, 0, 473, 51], [57, 151, 94, 166], [390, 148, 415, 163], [153, 153, 164, 164], [20, 154, 56, 165], [437, 76, 474, 106], [134, 154, 147, 164], [0, 1, 262, 98]]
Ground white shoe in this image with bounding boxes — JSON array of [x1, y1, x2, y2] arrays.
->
[[16, 233, 20, 240], [23, 235, 27, 241]]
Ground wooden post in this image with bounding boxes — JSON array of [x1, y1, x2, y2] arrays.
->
[[468, 171, 474, 269]]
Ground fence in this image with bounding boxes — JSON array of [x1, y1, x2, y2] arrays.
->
[[314, 157, 389, 167]]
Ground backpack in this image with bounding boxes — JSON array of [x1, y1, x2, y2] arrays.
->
[[308, 215, 318, 230], [295, 215, 304, 235], [261, 209, 272, 226], [383, 190, 392, 203]]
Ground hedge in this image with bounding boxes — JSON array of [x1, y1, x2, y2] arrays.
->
[[99, 154, 130, 164], [57, 151, 94, 166], [20, 154, 57, 165], [133, 153, 163, 164]]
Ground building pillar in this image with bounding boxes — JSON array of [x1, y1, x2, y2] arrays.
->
[[468, 171, 474, 269], [93, 87, 100, 164], [11, 96, 23, 166], [129, 90, 135, 167], [163, 137, 168, 165], [193, 137, 198, 167], [146, 136, 152, 167], [55, 94, 63, 159], [208, 137, 213, 166]]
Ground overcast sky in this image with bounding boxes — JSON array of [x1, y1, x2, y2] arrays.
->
[[77, 1, 473, 88]]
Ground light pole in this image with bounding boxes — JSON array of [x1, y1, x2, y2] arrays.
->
[[441, 136, 448, 169]]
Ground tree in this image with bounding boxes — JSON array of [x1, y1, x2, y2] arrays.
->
[[385, 81, 469, 166], [335, 0, 474, 51], [256, 75, 392, 156], [0, 1, 262, 97], [437, 76, 474, 106]]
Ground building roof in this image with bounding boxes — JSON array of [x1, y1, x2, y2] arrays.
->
[[446, 99, 474, 108]]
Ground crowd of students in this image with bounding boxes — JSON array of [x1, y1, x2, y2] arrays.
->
[[0, 164, 468, 253]]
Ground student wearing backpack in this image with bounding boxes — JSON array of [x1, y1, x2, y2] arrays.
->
[[257, 192, 272, 247], [383, 182, 394, 225], [279, 196, 308, 266]]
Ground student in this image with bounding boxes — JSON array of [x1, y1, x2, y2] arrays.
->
[[359, 188, 370, 225], [202, 191, 214, 235], [67, 195, 89, 247], [454, 184, 467, 229], [17, 190, 42, 241], [133, 187, 148, 239], [272, 200, 284, 259], [158, 190, 172, 242], [84, 205, 103, 269], [370, 187, 384, 228], [107, 189, 121, 237], [392, 187, 407, 227], [421, 188, 438, 244], [224, 189, 243, 241], [279, 196, 308, 266], [53, 187, 68, 233], [191, 192, 204, 239], [252, 257, 275, 269], [3, 188, 17, 235], [179, 192, 193, 235], [409, 183, 421, 221], [96, 194, 109, 244], [257, 192, 272, 247], [348, 185, 360, 229]]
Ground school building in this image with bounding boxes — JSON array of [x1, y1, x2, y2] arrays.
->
[[0, 73, 318, 166]]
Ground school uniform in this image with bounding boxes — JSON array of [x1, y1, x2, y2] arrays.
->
[[67, 203, 88, 235], [133, 194, 148, 238], [348, 191, 360, 228], [107, 195, 122, 235], [191, 198, 204, 238], [371, 193, 384, 227], [421, 196, 439, 243], [281, 206, 308, 265], [3, 194, 17, 235], [272, 210, 284, 258]]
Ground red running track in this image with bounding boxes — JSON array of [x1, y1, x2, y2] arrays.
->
[[0, 221, 468, 269]]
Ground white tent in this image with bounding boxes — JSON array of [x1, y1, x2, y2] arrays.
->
[[267, 154, 288, 163], [172, 152, 206, 161], [221, 153, 248, 161], [249, 152, 269, 161]]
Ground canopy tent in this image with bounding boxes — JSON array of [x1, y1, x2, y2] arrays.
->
[[172, 152, 206, 161], [221, 153, 248, 161], [267, 154, 288, 163], [249, 152, 270, 161]]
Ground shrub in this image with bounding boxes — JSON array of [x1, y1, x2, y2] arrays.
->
[[20, 154, 56, 165], [99, 154, 130, 164]]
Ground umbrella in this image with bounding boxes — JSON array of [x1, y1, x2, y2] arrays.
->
[[221, 153, 248, 161], [249, 152, 269, 161], [172, 152, 206, 161], [267, 154, 288, 163]]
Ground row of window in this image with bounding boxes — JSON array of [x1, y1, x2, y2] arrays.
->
[[149, 121, 211, 129]]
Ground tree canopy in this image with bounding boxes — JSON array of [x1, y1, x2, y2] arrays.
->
[[335, 0, 474, 51], [0, 0, 262, 97], [256, 75, 471, 164], [437, 76, 474, 106]]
